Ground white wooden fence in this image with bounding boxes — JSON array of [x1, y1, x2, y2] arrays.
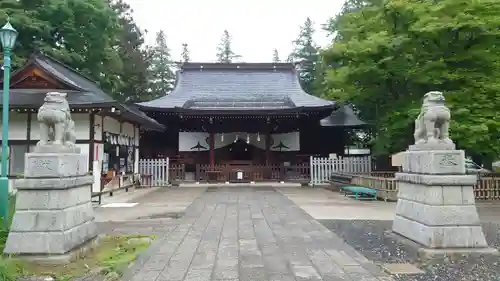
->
[[138, 158, 169, 187], [310, 155, 372, 185]]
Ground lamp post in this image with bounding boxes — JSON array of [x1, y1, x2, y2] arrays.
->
[[0, 19, 18, 224]]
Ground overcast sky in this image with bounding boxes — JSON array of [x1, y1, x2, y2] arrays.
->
[[124, 0, 344, 62]]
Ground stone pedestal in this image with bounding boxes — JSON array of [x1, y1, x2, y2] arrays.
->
[[4, 153, 97, 260], [392, 149, 496, 257]]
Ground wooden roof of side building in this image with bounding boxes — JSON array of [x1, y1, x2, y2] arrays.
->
[[1, 52, 164, 131], [320, 104, 367, 128]]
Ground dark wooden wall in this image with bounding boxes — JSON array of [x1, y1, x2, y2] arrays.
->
[[299, 125, 346, 156], [140, 126, 348, 163]]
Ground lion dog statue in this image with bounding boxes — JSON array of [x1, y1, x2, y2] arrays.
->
[[36, 92, 78, 151], [413, 91, 454, 147]]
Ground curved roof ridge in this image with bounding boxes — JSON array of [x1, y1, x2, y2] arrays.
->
[[180, 62, 296, 71], [34, 51, 100, 85], [289, 67, 334, 106], [137, 69, 187, 107]]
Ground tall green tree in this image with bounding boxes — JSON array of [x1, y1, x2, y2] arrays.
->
[[272, 49, 280, 62], [0, 0, 123, 93], [149, 30, 175, 97], [216, 29, 241, 63], [109, 0, 151, 102], [181, 43, 190, 62], [321, 0, 500, 163], [289, 17, 320, 95]]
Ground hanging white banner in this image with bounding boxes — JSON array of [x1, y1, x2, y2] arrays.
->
[[178, 132, 300, 151]]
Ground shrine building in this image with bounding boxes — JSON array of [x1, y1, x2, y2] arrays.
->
[[137, 62, 366, 182], [0, 52, 164, 192]]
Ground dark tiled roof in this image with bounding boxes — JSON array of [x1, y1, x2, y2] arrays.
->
[[320, 105, 367, 127], [1, 53, 164, 131], [137, 62, 335, 112], [121, 103, 164, 130], [6, 88, 113, 107], [32, 54, 117, 104]]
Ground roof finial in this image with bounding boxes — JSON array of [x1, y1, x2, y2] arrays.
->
[[4, 11, 11, 23]]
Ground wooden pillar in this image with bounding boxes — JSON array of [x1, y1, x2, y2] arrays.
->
[[265, 131, 271, 165], [89, 112, 96, 170], [26, 111, 32, 153], [209, 132, 215, 168]]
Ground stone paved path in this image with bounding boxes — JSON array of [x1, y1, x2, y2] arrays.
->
[[122, 186, 393, 281]]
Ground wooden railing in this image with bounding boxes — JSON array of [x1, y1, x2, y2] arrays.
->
[[346, 172, 500, 201], [350, 175, 398, 201], [368, 171, 397, 178], [310, 156, 372, 185], [475, 173, 500, 200], [92, 174, 135, 204], [195, 164, 281, 182], [138, 163, 186, 186], [193, 163, 310, 183], [139, 157, 311, 185], [169, 164, 186, 183]]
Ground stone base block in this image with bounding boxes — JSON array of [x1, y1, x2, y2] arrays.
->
[[395, 173, 477, 186], [418, 247, 498, 262], [409, 142, 455, 151], [15, 175, 93, 190], [6, 235, 103, 265], [397, 181, 476, 205], [4, 219, 97, 255], [388, 230, 498, 263], [402, 150, 465, 174], [14, 183, 92, 210], [392, 215, 488, 248], [10, 202, 94, 232], [33, 143, 81, 154], [24, 153, 88, 178], [395, 199, 481, 226]]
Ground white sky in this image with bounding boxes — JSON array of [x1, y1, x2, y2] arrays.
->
[[124, 0, 344, 62]]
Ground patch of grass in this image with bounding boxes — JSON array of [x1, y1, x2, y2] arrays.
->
[[0, 258, 25, 281], [97, 235, 155, 274], [0, 196, 153, 280], [0, 234, 154, 281], [0, 195, 17, 253]]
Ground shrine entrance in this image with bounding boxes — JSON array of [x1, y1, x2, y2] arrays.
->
[[228, 139, 253, 161]]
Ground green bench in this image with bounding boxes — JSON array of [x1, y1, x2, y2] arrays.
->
[[341, 186, 377, 200]]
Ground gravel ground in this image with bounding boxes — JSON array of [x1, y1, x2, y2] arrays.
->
[[320, 220, 500, 281]]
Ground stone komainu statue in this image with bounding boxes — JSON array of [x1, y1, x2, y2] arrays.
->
[[36, 92, 77, 149], [413, 91, 453, 146]]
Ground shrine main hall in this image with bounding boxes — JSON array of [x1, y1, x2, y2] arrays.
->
[[138, 62, 365, 182]]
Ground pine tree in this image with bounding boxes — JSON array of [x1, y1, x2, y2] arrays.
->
[[272, 49, 280, 62], [289, 17, 320, 95], [216, 30, 241, 63], [149, 30, 175, 97], [109, 0, 151, 102], [181, 43, 190, 62]]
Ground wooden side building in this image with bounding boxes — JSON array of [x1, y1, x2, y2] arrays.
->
[[0, 52, 164, 191]]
